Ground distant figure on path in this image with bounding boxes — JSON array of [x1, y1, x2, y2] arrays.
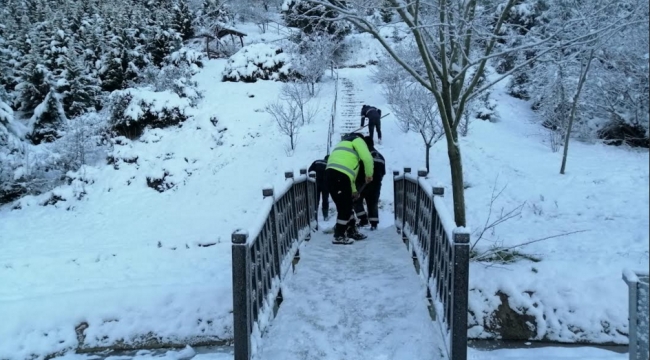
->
[[361, 104, 382, 145]]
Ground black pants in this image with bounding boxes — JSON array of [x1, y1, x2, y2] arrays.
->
[[369, 117, 382, 141], [326, 168, 355, 237], [316, 184, 329, 218], [354, 185, 380, 225]]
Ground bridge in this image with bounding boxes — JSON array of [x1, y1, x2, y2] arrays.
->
[[230, 168, 470, 360]]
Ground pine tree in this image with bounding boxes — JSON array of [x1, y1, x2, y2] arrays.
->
[[34, 22, 68, 77], [60, 43, 99, 117], [100, 52, 126, 92], [148, 18, 182, 67], [0, 85, 13, 135], [0, 22, 17, 92], [27, 90, 66, 144], [18, 60, 51, 116], [173, 0, 195, 41]]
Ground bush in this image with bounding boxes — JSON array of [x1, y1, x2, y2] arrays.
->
[[597, 119, 649, 148], [108, 88, 191, 139], [222, 43, 294, 83]]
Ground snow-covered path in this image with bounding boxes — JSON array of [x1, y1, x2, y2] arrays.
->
[[255, 226, 444, 360], [336, 77, 365, 136]]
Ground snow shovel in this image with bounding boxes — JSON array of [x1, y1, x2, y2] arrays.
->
[[346, 113, 391, 135]]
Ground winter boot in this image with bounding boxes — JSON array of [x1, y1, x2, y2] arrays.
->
[[370, 223, 378, 231], [346, 226, 367, 241], [332, 235, 354, 245], [358, 217, 369, 227]]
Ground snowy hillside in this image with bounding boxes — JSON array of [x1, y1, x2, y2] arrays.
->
[[0, 55, 339, 357], [1, 1, 648, 359]]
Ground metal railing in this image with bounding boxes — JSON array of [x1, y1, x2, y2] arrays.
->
[[327, 64, 339, 155], [623, 269, 649, 360], [231, 169, 318, 360], [393, 167, 470, 360]]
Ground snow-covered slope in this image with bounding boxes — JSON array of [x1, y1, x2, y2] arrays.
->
[[337, 64, 648, 343], [0, 58, 335, 358]]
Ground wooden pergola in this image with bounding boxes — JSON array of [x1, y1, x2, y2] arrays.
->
[[200, 24, 247, 58]]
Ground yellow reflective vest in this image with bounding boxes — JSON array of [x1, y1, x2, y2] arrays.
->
[[326, 136, 374, 193]]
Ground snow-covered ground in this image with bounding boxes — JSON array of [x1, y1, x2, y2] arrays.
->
[[49, 344, 629, 360], [332, 36, 649, 344], [0, 59, 336, 358], [0, 26, 648, 359]]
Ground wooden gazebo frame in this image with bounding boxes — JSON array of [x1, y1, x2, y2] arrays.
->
[[202, 24, 247, 58]]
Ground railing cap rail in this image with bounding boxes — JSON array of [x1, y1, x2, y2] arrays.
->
[[623, 268, 650, 284], [232, 229, 249, 244]]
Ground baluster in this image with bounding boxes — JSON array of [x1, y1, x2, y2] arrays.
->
[[285, 171, 300, 260], [401, 167, 411, 243], [308, 171, 319, 231], [393, 170, 400, 230]]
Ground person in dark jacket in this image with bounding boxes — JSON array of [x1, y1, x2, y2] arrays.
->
[[308, 155, 330, 220], [353, 136, 386, 230], [361, 104, 382, 144]]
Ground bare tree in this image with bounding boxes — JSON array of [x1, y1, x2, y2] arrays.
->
[[302, 0, 643, 227], [385, 80, 443, 173], [280, 81, 318, 125], [559, 49, 594, 175], [266, 100, 302, 153], [53, 112, 107, 174], [234, 0, 274, 33], [293, 34, 339, 95]]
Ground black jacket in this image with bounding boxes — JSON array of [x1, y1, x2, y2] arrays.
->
[[355, 149, 386, 193], [308, 159, 328, 187], [361, 105, 381, 127]]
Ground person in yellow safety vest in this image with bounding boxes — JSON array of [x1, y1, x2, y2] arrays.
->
[[325, 132, 374, 245]]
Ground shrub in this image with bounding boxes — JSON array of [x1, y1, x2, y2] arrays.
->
[[108, 88, 191, 139], [222, 43, 294, 83]]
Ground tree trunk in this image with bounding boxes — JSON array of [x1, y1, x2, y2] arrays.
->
[[447, 129, 467, 227], [560, 49, 594, 175], [425, 143, 431, 174]]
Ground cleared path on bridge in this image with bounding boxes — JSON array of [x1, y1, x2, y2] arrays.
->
[[255, 226, 445, 360]]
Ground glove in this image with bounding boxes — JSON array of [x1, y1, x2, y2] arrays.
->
[[366, 176, 373, 184], [352, 192, 360, 200]]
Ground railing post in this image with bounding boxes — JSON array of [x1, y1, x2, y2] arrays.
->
[[232, 230, 251, 360], [392, 170, 399, 228], [285, 171, 300, 259], [308, 171, 319, 231], [299, 168, 312, 240], [624, 270, 649, 360], [451, 230, 470, 360], [401, 167, 411, 242]]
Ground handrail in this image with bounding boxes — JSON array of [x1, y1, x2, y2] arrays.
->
[[393, 167, 470, 360], [327, 64, 339, 155], [231, 169, 318, 360]]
